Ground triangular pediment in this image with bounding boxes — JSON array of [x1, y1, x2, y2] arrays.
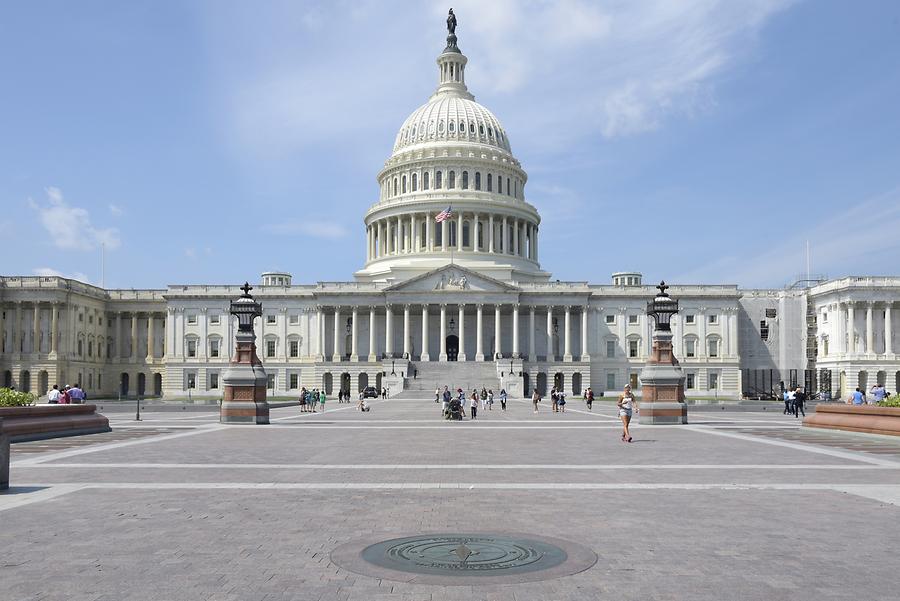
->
[[384, 264, 519, 292]]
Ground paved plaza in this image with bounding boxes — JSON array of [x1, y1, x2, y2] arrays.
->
[[3, 398, 900, 600]]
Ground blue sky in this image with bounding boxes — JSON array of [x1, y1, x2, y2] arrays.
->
[[1, 0, 899, 289]]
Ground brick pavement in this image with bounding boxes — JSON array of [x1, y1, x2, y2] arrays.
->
[[2, 397, 899, 600]]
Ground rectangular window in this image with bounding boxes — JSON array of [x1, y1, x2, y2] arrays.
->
[[267, 374, 276, 390], [88, 315, 93, 324], [630, 373, 639, 389], [765, 308, 777, 318], [605, 314, 615, 324], [187, 314, 197, 324], [821, 312, 828, 322], [289, 373, 299, 389], [266, 340, 276, 358], [686, 373, 695, 389], [708, 372, 719, 390], [186, 372, 196, 390], [210, 339, 220, 358], [266, 314, 276, 324], [187, 340, 197, 357], [708, 339, 719, 357], [209, 314, 220, 325], [79, 313, 84, 322], [685, 314, 695, 324], [628, 340, 639, 358], [708, 314, 718, 324], [685, 339, 696, 358], [606, 372, 616, 390], [628, 314, 639, 325], [209, 372, 219, 390], [289, 314, 300, 325], [760, 320, 769, 341], [606, 340, 616, 358], [289, 340, 299, 357]]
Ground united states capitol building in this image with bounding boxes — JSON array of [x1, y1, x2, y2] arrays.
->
[[2, 24, 898, 402]]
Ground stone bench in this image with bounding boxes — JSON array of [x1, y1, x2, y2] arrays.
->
[[0, 404, 111, 443], [803, 403, 900, 437]]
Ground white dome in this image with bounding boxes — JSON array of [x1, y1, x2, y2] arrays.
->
[[393, 96, 512, 155]]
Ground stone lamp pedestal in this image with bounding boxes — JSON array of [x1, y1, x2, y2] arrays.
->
[[639, 330, 688, 424], [221, 330, 269, 424]]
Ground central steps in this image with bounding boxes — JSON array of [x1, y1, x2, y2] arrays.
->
[[395, 361, 500, 398]]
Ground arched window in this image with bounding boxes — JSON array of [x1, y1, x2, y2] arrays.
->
[[514, 180, 518, 198], [423, 171, 430, 190], [459, 121, 465, 133], [420, 221, 427, 248], [436, 170, 443, 188], [448, 171, 455, 189], [470, 122, 476, 134], [462, 220, 470, 247], [449, 121, 455, 133], [439, 120, 445, 133], [393, 178, 398, 196], [479, 124, 485, 135], [449, 221, 457, 247], [88, 340, 93, 357], [506, 178, 511, 196], [476, 219, 483, 249], [498, 176, 502, 194], [412, 173, 418, 192], [402, 175, 407, 193], [475, 172, 481, 190], [488, 127, 493, 137], [412, 125, 417, 137], [435, 222, 443, 246], [487, 173, 492, 192], [462, 171, 469, 189]]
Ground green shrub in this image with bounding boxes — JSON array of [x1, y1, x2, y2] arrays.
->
[[0, 387, 36, 407], [877, 395, 900, 408]]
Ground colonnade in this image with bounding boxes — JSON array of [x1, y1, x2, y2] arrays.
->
[[366, 211, 538, 262], [824, 301, 895, 356], [322, 303, 588, 363]]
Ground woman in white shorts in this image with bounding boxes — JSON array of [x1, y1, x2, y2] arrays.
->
[[617, 384, 637, 443]]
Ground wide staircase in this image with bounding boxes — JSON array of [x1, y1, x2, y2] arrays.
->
[[395, 361, 500, 398]]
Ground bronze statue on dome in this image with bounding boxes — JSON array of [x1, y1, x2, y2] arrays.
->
[[447, 9, 457, 34]]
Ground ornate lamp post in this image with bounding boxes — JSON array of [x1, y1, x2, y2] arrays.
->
[[220, 282, 270, 424], [638, 281, 688, 424]]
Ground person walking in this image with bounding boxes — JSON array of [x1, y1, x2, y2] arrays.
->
[[558, 390, 567, 412], [617, 384, 637, 443], [469, 391, 479, 420], [499, 389, 507, 411], [69, 383, 85, 404], [47, 384, 61, 404], [480, 387, 488, 410], [792, 386, 806, 418], [783, 388, 791, 415], [381, 387, 387, 399], [299, 387, 308, 413], [786, 388, 796, 416], [435, 387, 441, 403], [532, 389, 541, 413], [550, 387, 559, 413], [319, 390, 327, 413], [585, 387, 594, 411], [457, 388, 467, 418], [871, 383, 887, 405], [487, 389, 494, 410]]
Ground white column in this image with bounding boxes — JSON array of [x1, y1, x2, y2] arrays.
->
[[494, 305, 502, 359], [847, 302, 856, 355], [458, 304, 466, 361], [426, 213, 432, 252], [316, 306, 325, 360], [439, 304, 447, 361], [32, 304, 40, 354], [581, 306, 590, 360], [476, 304, 484, 361], [457, 211, 463, 251], [385, 305, 394, 358], [533, 226, 539, 261], [512, 304, 520, 358], [865, 302, 874, 355], [410, 215, 415, 252], [130, 313, 138, 361], [473, 214, 480, 252], [281, 308, 288, 361], [396, 216, 402, 253], [501, 216, 508, 253], [146, 314, 155, 362], [529, 306, 536, 360], [563, 306, 572, 361], [488, 214, 495, 253], [50, 303, 59, 355], [332, 307, 342, 362], [367, 306, 376, 362], [513, 219, 519, 256], [351, 306, 359, 361], [421, 305, 430, 361], [403, 304, 411, 358], [546, 306, 553, 360], [886, 303, 893, 355]]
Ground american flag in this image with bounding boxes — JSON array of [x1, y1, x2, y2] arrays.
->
[[435, 206, 452, 222]]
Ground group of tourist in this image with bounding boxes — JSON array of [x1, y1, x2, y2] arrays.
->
[[847, 384, 890, 406], [46, 384, 85, 404], [438, 385, 508, 420], [298, 387, 325, 412], [781, 387, 808, 418]]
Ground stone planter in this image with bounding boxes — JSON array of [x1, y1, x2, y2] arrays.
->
[[0, 404, 111, 443], [803, 404, 900, 437]]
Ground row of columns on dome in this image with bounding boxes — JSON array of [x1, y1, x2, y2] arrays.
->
[[0, 302, 165, 362], [821, 300, 896, 356], [366, 212, 538, 262], [323, 303, 589, 363]]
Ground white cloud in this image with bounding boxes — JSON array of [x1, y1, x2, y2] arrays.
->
[[184, 247, 197, 260], [262, 220, 348, 239], [108, 203, 124, 216], [29, 187, 121, 251], [33, 267, 91, 284]]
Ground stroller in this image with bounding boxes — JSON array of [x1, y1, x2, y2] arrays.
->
[[445, 399, 463, 421]]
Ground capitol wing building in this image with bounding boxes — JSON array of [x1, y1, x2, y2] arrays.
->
[[2, 29, 899, 401]]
